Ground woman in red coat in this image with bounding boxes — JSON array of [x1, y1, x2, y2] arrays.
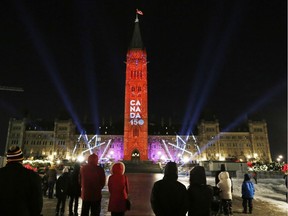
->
[[108, 162, 129, 216]]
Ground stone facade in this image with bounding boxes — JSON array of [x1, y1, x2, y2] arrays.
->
[[5, 118, 272, 163], [196, 120, 271, 162]]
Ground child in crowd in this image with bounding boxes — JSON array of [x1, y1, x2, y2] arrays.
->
[[241, 174, 255, 214]]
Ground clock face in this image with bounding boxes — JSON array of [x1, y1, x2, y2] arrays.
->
[[138, 119, 144, 125]]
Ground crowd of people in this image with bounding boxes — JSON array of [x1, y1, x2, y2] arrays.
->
[[0, 146, 260, 216]]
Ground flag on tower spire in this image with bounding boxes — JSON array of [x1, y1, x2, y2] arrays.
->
[[136, 9, 143, 15]]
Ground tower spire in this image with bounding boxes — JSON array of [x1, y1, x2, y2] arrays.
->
[[130, 9, 144, 49], [124, 9, 148, 161]]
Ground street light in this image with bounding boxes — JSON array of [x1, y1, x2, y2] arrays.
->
[[277, 155, 283, 162]]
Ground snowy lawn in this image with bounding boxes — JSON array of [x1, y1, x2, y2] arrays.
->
[[178, 175, 288, 213]]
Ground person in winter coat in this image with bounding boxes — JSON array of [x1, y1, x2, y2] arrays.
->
[[80, 153, 106, 216], [0, 146, 43, 216], [215, 164, 234, 193], [215, 164, 227, 185], [108, 162, 129, 216], [56, 167, 70, 216], [150, 161, 188, 216], [68, 163, 81, 216], [47, 164, 58, 198], [42, 168, 49, 197], [187, 166, 214, 216], [217, 171, 233, 216], [241, 174, 255, 214]]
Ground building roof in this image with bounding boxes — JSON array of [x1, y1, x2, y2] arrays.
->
[[129, 14, 144, 49]]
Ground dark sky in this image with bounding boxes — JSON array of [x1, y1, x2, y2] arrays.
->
[[0, 1, 286, 160]]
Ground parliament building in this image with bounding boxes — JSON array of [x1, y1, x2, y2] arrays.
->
[[5, 118, 272, 163], [4, 11, 272, 164]]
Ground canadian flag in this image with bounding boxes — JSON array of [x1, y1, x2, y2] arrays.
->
[[136, 9, 143, 15]]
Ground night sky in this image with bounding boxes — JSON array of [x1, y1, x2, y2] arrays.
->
[[0, 1, 286, 160]]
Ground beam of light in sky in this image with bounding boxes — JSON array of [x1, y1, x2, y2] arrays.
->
[[75, 2, 100, 133], [176, 135, 187, 156], [99, 139, 112, 161], [84, 133, 92, 154], [197, 81, 286, 155], [81, 141, 107, 154], [162, 140, 173, 161], [166, 142, 193, 156], [15, 1, 84, 135], [181, 2, 245, 137]]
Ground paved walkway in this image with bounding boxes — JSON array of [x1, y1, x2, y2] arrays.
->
[[42, 173, 287, 216], [42, 173, 162, 216]]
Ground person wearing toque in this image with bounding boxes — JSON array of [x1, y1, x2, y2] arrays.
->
[[0, 145, 43, 216]]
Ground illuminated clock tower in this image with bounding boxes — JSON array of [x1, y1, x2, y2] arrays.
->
[[123, 12, 148, 160]]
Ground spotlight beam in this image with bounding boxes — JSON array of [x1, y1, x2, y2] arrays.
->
[[181, 3, 245, 136], [162, 140, 173, 161], [197, 81, 286, 155], [81, 142, 106, 154], [99, 139, 112, 161], [167, 142, 193, 156], [15, 1, 84, 134]]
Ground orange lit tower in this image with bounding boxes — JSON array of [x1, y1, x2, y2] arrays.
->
[[123, 12, 148, 160]]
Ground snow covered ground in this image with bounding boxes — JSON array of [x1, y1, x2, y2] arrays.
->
[[178, 174, 288, 213]]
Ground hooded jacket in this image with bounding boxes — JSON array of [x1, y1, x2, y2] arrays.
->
[[187, 166, 214, 216], [150, 162, 188, 216], [217, 171, 232, 200], [215, 164, 226, 185], [242, 174, 255, 199], [108, 162, 129, 212], [80, 154, 106, 201]]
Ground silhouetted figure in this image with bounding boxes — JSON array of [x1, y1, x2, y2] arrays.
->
[[284, 174, 288, 203], [42, 169, 49, 196], [241, 173, 255, 214], [0, 146, 43, 216], [108, 162, 129, 216], [47, 165, 57, 198], [56, 167, 70, 216], [187, 166, 214, 216], [80, 154, 106, 216], [150, 161, 188, 216], [68, 163, 81, 216], [252, 171, 258, 184]]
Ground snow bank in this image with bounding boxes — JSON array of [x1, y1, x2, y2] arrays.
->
[[178, 175, 288, 212]]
